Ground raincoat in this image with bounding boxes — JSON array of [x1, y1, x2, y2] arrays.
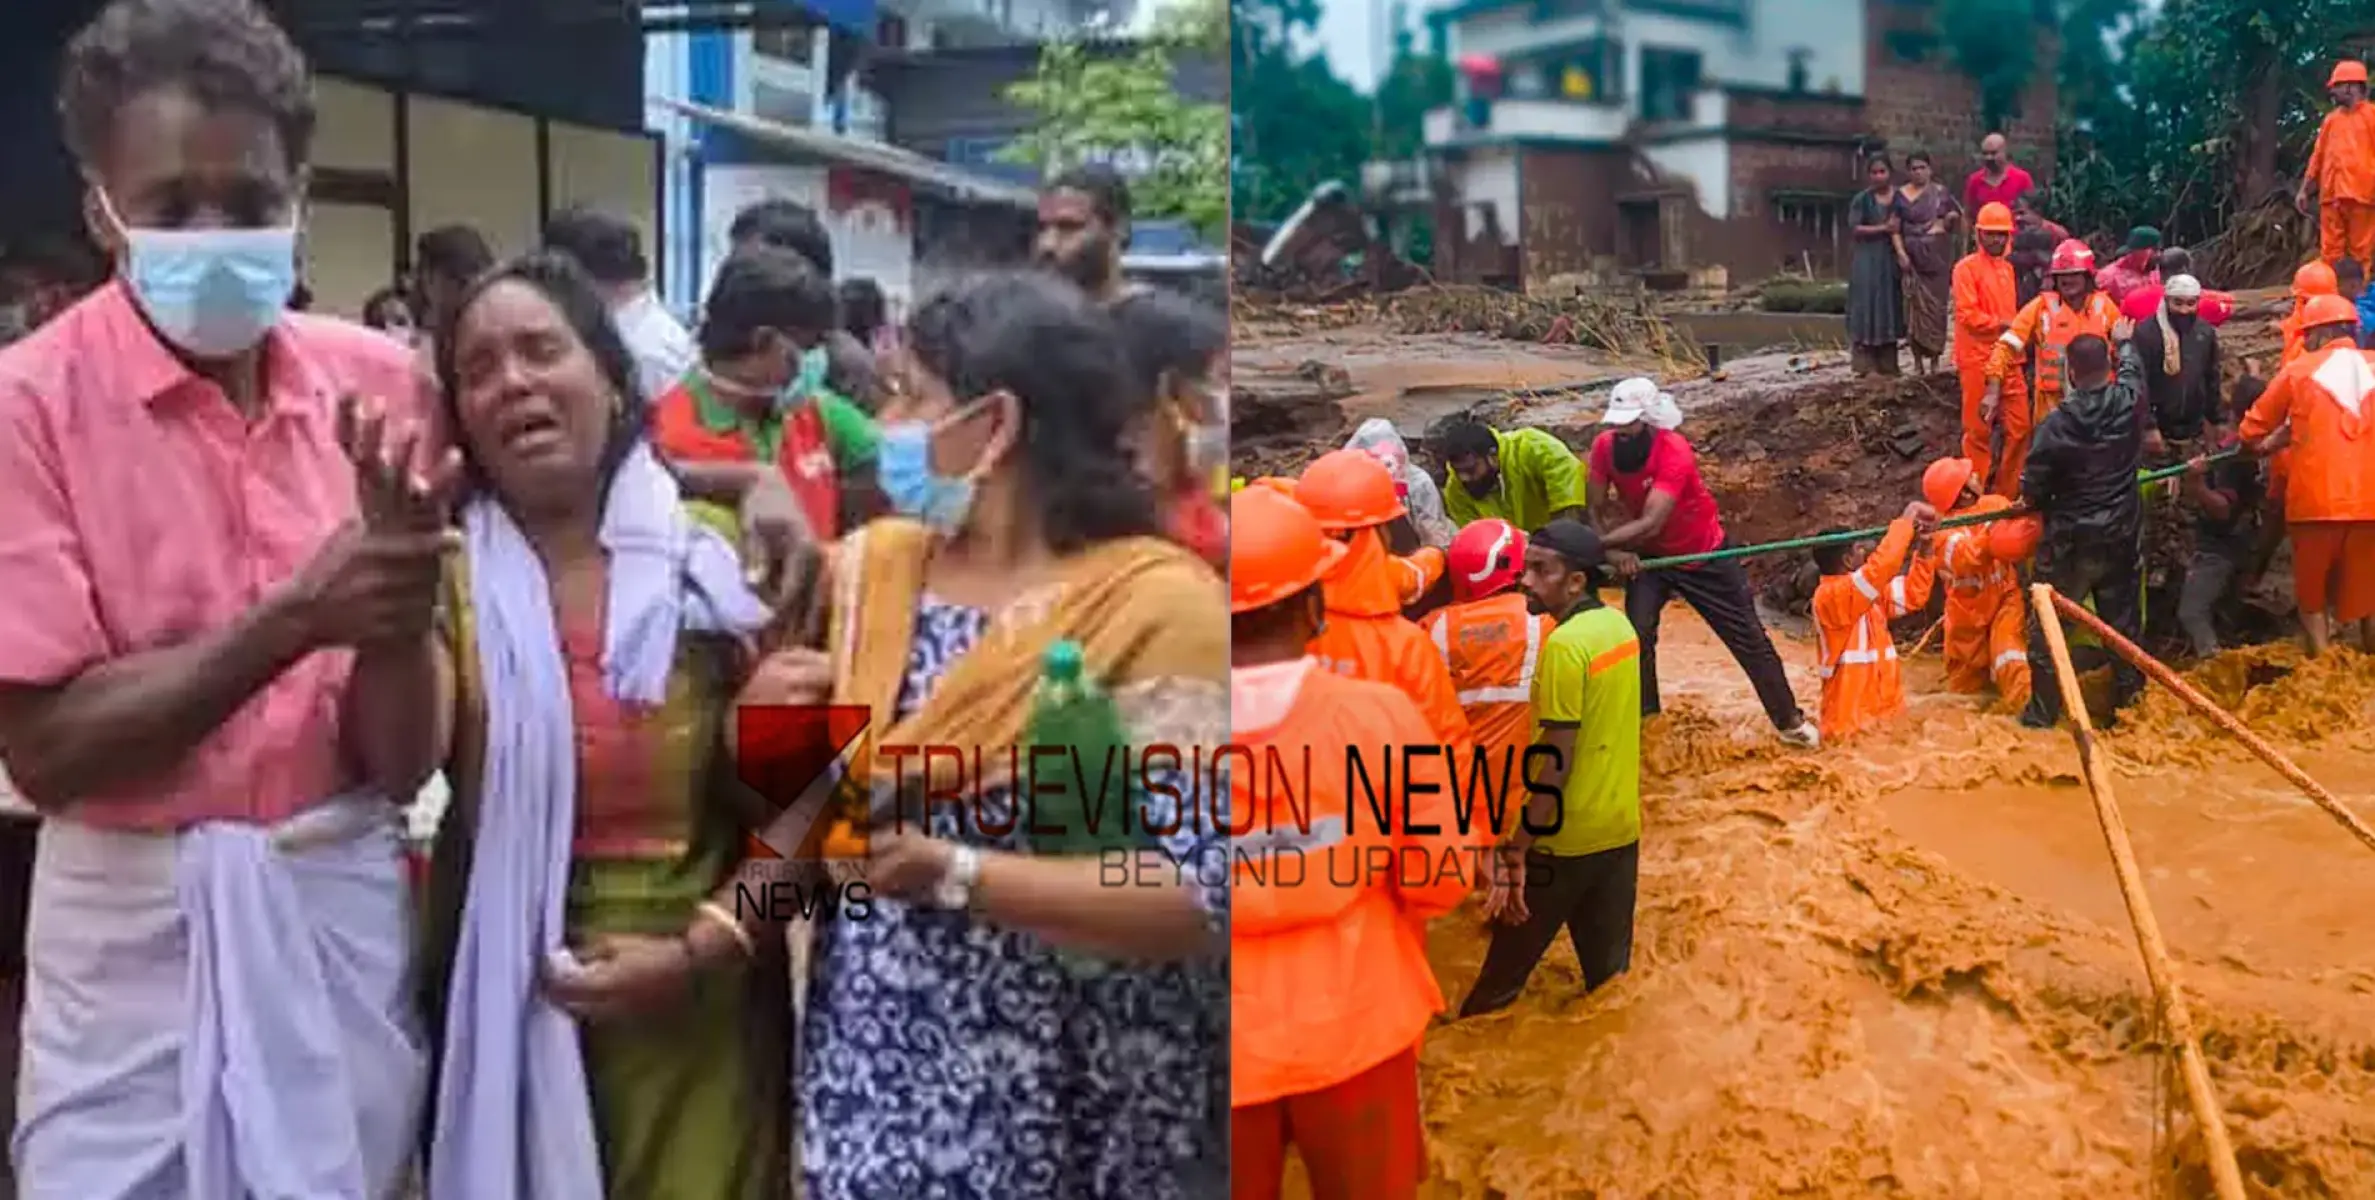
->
[[1347, 419, 1456, 548], [1440, 427, 1590, 532], [1309, 528, 1471, 745], [1937, 518, 2032, 708]]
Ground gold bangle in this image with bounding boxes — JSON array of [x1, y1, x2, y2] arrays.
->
[[694, 901, 757, 959]]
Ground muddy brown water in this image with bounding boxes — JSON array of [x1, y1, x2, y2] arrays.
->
[[1245, 327, 2375, 1198]]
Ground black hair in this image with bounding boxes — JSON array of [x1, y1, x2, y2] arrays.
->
[[361, 286, 415, 330], [60, 0, 315, 172], [416, 224, 495, 284], [1232, 583, 1324, 646], [1111, 288, 1226, 400], [1812, 531, 1856, 576], [1431, 415, 1499, 462], [838, 278, 887, 345], [2229, 374, 2267, 421], [902, 271, 1162, 553], [1906, 150, 1933, 168], [287, 280, 312, 311], [1865, 152, 1893, 174], [730, 198, 835, 278], [697, 245, 839, 362], [540, 205, 648, 286], [2159, 246, 2193, 277], [1047, 164, 1133, 230], [2065, 333, 2111, 377], [433, 251, 648, 493]]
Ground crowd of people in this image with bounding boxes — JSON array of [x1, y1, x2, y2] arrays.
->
[[1230, 58, 2375, 1197], [0, 1, 1237, 1198]]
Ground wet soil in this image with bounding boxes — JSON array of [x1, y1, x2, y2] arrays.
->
[[1243, 312, 2374, 1198], [1414, 616, 2375, 1199]]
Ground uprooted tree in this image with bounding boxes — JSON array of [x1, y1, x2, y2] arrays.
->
[[1001, 0, 1229, 238]]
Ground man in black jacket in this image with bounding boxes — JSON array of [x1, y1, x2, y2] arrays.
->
[[2127, 273, 2223, 457], [2020, 333, 2148, 728]]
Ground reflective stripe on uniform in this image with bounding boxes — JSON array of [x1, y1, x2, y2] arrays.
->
[[1453, 612, 1543, 706], [1993, 648, 2029, 670]]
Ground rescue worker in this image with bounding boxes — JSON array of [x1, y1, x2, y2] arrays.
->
[[2298, 60, 2375, 276], [1429, 413, 1591, 531], [1422, 519, 1555, 786], [1228, 486, 1476, 1200], [1460, 520, 1644, 1017], [1984, 239, 2125, 498], [2282, 260, 2341, 366], [1295, 450, 1471, 743], [1589, 381, 1819, 748], [2241, 294, 2375, 656], [1926, 460, 2032, 710], [1809, 502, 1939, 743], [1951, 202, 2023, 487], [2020, 334, 2149, 729], [1297, 449, 1447, 608]]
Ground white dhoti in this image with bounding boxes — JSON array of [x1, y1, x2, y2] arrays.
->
[[11, 796, 427, 1200]]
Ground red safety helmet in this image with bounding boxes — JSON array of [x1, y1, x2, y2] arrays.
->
[[2048, 239, 2095, 275], [1447, 518, 1527, 602], [1987, 513, 2044, 564], [1921, 457, 1977, 513], [1230, 487, 1347, 614], [1295, 449, 1406, 530]]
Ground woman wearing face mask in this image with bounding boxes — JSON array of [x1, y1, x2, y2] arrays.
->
[[415, 253, 790, 1199], [652, 243, 884, 542], [1111, 287, 1230, 569], [742, 272, 1230, 1200]]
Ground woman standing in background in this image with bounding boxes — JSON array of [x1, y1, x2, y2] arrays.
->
[[1891, 150, 1962, 376], [1848, 153, 1905, 376]]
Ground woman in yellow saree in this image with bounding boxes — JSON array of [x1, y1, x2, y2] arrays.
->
[[738, 272, 1232, 1199]]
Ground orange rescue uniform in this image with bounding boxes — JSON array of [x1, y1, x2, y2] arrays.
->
[[1422, 591, 1554, 784], [1987, 289, 2122, 498], [1310, 527, 1472, 744], [2242, 342, 2375, 623], [1230, 660, 1481, 1200], [1936, 518, 2032, 710], [2307, 103, 2375, 269], [1812, 518, 1938, 742], [1952, 246, 2025, 490], [1392, 546, 1446, 607]]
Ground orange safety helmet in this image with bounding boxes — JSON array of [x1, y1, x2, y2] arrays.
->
[[1974, 202, 2016, 234], [1250, 475, 1297, 496], [1921, 457, 1977, 513], [1987, 512, 2044, 564], [1969, 494, 2015, 517], [2292, 260, 2339, 301], [1230, 487, 1348, 613], [1294, 448, 1406, 530], [2331, 60, 2369, 88], [1447, 518, 1527, 602], [2048, 239, 2096, 275], [2301, 293, 2361, 331]]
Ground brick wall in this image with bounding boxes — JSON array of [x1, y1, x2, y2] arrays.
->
[[1861, 0, 2058, 193]]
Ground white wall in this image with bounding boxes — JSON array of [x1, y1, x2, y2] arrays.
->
[[1642, 133, 1732, 219], [1453, 148, 1521, 246], [703, 164, 915, 316]]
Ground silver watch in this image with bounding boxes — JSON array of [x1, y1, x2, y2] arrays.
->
[[933, 845, 982, 911]]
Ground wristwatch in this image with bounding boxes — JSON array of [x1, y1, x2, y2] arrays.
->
[[934, 845, 983, 911]]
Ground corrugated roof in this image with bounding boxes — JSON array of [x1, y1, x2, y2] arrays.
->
[[658, 98, 1039, 208]]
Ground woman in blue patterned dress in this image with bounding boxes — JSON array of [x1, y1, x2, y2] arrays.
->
[[738, 272, 1231, 1199]]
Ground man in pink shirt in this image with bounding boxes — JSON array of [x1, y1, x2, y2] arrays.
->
[[0, 3, 462, 1194], [1963, 133, 2037, 216]]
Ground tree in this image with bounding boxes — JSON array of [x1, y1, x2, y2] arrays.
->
[[1000, 14, 1229, 237], [1229, 0, 1370, 224], [1373, 9, 1453, 161], [1937, 0, 2045, 131]]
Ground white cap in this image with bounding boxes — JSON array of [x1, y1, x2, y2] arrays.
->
[[1647, 391, 1683, 431], [2164, 274, 2202, 300], [1602, 377, 1658, 426]]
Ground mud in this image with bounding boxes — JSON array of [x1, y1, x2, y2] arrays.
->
[[1415, 616, 2375, 1199], [1242, 312, 2375, 1198]]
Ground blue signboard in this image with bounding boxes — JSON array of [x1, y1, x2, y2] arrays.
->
[[771, 0, 879, 37]]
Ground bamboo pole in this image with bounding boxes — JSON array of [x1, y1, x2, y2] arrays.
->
[[2031, 584, 2248, 1200], [1910, 617, 1944, 657], [2050, 592, 2375, 856]]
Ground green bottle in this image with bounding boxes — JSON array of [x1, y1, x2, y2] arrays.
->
[[1024, 640, 1140, 857]]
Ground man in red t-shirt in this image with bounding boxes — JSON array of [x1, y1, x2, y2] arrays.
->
[[2118, 248, 2236, 326], [1963, 133, 2037, 216], [1585, 380, 1819, 748]]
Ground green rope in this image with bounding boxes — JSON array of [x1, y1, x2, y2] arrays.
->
[[1633, 449, 2240, 571]]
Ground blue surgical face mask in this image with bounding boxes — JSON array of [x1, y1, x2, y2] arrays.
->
[[878, 400, 992, 535], [102, 192, 298, 359]]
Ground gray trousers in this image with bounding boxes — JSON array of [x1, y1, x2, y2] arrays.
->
[[2177, 538, 2249, 658]]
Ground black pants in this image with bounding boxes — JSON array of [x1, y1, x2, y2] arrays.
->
[[1627, 553, 1804, 730], [2024, 536, 2145, 724], [1459, 842, 1639, 1018]]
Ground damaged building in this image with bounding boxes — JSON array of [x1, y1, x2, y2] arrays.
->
[[1423, 0, 2057, 292]]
